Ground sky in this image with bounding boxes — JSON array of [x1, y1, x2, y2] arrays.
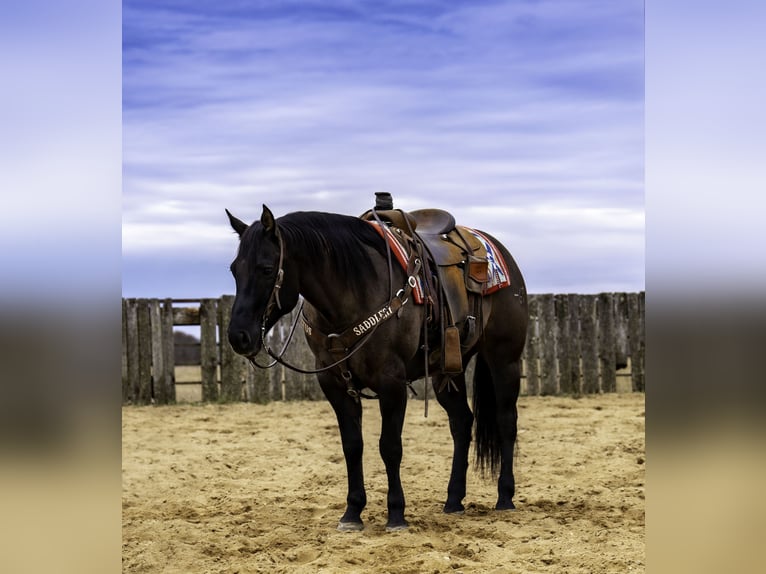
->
[[122, 0, 645, 298]]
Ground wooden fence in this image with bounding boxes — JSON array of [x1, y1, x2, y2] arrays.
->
[[122, 292, 644, 405]]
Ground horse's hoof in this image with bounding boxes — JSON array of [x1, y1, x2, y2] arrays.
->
[[443, 503, 465, 514], [495, 501, 516, 511], [337, 520, 364, 532], [385, 524, 408, 533]]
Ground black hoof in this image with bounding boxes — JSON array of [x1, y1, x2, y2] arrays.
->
[[337, 520, 364, 532], [495, 501, 516, 511], [443, 503, 465, 514], [385, 521, 409, 532]]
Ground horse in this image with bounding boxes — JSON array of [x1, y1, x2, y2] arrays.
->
[[225, 204, 528, 532]]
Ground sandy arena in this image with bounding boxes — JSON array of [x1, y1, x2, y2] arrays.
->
[[123, 393, 644, 573]]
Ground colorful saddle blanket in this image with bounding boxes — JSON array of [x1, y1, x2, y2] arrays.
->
[[366, 220, 510, 302], [464, 228, 511, 294]]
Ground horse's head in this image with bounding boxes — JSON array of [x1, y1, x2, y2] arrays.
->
[[226, 205, 298, 358]]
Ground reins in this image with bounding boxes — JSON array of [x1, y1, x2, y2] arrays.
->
[[251, 290, 405, 376]]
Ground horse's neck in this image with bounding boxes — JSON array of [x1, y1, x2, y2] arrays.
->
[[294, 250, 386, 330]]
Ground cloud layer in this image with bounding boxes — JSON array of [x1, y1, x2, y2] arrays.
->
[[123, 0, 644, 296]]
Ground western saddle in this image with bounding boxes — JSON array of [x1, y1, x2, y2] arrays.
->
[[360, 203, 491, 375]]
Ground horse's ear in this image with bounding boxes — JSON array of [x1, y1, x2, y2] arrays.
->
[[226, 209, 248, 237], [260, 204, 277, 236]]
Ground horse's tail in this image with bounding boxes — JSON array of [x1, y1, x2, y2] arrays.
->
[[472, 354, 501, 477]]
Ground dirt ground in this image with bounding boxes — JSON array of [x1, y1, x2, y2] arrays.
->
[[122, 393, 644, 573]]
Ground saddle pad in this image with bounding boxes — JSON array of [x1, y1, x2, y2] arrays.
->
[[465, 229, 511, 294], [366, 221, 425, 304]]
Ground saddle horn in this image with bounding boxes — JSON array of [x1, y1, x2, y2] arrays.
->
[[375, 192, 394, 211]]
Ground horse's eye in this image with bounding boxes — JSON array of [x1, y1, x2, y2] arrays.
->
[[258, 265, 275, 275]]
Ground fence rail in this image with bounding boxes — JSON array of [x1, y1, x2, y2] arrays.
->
[[121, 292, 644, 404]]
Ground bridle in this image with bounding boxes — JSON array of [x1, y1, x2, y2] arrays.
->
[[260, 226, 286, 329], [246, 224, 289, 370]]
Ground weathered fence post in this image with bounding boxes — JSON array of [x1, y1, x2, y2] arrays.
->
[[149, 299, 168, 404], [200, 298, 219, 401], [136, 299, 153, 404], [555, 294, 579, 395], [244, 351, 273, 403], [162, 299, 176, 403], [569, 293, 584, 395], [628, 292, 645, 391], [264, 308, 318, 400], [124, 299, 140, 403], [539, 294, 558, 395], [284, 306, 323, 400], [580, 295, 599, 393], [271, 317, 293, 400], [523, 295, 540, 395], [613, 293, 630, 371], [122, 299, 130, 403], [597, 293, 617, 393], [218, 295, 243, 402]]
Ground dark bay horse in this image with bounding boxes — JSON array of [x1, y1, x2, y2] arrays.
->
[[226, 204, 528, 532]]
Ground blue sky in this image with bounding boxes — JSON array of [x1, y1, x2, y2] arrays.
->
[[122, 0, 645, 297]]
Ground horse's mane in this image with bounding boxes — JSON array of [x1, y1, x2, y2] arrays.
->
[[277, 211, 388, 293]]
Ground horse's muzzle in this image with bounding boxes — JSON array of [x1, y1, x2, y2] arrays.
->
[[228, 327, 260, 357]]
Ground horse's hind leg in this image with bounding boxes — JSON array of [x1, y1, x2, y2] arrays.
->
[[473, 349, 522, 510], [318, 373, 367, 531], [490, 358, 521, 510], [433, 373, 473, 513]]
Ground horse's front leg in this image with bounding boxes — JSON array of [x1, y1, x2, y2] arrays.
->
[[318, 373, 366, 531], [378, 383, 409, 531]]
